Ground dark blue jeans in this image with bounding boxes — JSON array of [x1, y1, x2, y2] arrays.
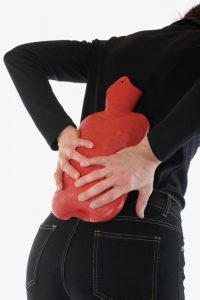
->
[[26, 188, 185, 300]]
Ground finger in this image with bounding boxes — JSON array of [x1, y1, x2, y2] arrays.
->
[[90, 187, 122, 209], [78, 178, 112, 202], [75, 168, 107, 187], [54, 164, 64, 190], [80, 156, 108, 167], [59, 156, 80, 180], [135, 187, 153, 219], [77, 138, 94, 149], [70, 149, 89, 164]]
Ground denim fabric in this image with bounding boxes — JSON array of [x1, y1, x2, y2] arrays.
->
[[26, 188, 185, 300]]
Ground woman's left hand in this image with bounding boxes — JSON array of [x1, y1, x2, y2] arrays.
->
[[74, 135, 162, 219]]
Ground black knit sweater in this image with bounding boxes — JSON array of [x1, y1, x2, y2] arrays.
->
[[4, 17, 200, 210]]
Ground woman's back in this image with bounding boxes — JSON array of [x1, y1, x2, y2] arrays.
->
[[80, 17, 200, 210], [5, 14, 198, 300]]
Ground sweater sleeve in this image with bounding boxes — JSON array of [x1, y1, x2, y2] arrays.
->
[[3, 39, 95, 151], [147, 77, 200, 162]]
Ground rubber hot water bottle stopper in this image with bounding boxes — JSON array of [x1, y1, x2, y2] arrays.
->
[[51, 76, 150, 222]]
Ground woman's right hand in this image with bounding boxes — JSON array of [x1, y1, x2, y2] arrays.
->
[[54, 125, 94, 191]]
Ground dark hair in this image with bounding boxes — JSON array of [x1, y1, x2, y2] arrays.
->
[[181, 4, 200, 19]]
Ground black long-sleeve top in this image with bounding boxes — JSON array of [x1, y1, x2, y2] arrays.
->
[[3, 17, 200, 210]]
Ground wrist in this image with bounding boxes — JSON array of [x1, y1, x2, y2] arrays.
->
[[57, 125, 76, 143], [137, 135, 162, 165]]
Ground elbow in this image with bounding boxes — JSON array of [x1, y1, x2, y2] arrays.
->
[[3, 50, 15, 67], [3, 45, 20, 67], [3, 43, 30, 67]]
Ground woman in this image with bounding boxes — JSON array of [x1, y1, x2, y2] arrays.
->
[[4, 4, 200, 299]]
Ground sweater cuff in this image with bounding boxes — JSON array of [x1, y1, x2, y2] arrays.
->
[[147, 122, 181, 162], [48, 117, 77, 151]]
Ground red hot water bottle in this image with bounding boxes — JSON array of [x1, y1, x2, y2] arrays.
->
[[52, 76, 150, 222]]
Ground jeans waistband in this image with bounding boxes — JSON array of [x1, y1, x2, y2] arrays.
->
[[124, 188, 182, 220]]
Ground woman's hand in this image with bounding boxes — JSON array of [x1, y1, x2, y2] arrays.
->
[[54, 125, 94, 190], [74, 135, 162, 219]]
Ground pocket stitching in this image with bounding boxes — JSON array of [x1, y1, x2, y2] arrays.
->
[[26, 224, 57, 290], [179, 231, 185, 299], [93, 232, 113, 300], [61, 219, 80, 299], [113, 216, 182, 233], [147, 203, 182, 224], [93, 230, 161, 300], [153, 235, 161, 300]]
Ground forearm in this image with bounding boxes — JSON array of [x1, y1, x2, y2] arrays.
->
[[146, 78, 200, 161], [3, 39, 94, 151]]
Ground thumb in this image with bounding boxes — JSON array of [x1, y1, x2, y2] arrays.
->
[[135, 187, 153, 219]]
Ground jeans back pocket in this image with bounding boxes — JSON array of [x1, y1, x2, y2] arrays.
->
[[26, 224, 57, 290], [93, 230, 161, 300]]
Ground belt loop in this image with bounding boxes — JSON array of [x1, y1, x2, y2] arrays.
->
[[161, 193, 172, 218]]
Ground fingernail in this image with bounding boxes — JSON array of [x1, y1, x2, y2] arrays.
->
[[140, 210, 144, 218], [75, 180, 80, 187], [90, 202, 96, 209], [74, 173, 79, 179], [88, 143, 93, 148], [78, 195, 84, 201], [57, 185, 62, 190]]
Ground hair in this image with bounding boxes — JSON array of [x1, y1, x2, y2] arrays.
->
[[181, 4, 200, 20]]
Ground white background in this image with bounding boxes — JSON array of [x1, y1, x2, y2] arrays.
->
[[1, 0, 200, 299]]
